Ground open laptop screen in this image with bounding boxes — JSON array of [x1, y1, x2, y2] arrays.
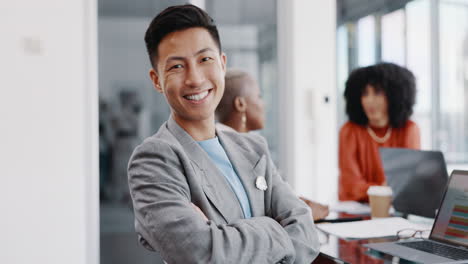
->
[[380, 148, 448, 218], [431, 170, 468, 247]]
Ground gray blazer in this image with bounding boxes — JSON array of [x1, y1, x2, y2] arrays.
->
[[128, 117, 320, 263]]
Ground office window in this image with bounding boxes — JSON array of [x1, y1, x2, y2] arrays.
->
[[382, 9, 406, 65], [337, 0, 468, 164], [407, 0, 432, 149], [357, 15, 376, 67], [439, 0, 468, 162]]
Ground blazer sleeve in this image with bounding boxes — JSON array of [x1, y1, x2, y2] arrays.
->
[[128, 140, 301, 264], [258, 137, 321, 263]]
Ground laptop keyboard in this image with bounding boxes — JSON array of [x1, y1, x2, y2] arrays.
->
[[397, 240, 468, 260]]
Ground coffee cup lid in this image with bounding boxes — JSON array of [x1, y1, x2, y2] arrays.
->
[[367, 185, 393, 196]]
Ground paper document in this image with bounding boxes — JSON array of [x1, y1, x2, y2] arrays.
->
[[317, 217, 431, 239], [330, 201, 371, 214]]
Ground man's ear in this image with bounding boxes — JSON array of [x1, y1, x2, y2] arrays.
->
[[233, 96, 247, 112], [220, 52, 227, 73], [149, 68, 163, 93]]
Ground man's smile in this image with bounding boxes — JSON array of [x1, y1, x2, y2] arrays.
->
[[183, 89, 212, 102]]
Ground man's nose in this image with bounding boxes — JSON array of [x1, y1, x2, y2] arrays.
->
[[185, 65, 205, 87]]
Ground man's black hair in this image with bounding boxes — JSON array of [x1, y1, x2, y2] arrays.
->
[[344, 62, 416, 128], [144, 4, 221, 68]]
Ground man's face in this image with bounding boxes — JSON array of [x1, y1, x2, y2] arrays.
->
[[149, 27, 227, 126]]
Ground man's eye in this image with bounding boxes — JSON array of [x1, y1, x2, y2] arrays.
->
[[170, 64, 183, 70], [201, 57, 212, 62]]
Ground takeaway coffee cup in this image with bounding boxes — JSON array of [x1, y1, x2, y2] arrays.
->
[[367, 186, 393, 218]]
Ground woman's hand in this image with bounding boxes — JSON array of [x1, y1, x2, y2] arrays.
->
[[299, 197, 329, 221], [191, 203, 208, 221]]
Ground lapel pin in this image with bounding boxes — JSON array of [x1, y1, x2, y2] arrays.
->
[[255, 176, 268, 191]]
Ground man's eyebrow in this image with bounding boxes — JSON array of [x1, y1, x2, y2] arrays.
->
[[194, 47, 214, 55], [165, 48, 216, 64], [166, 56, 185, 63]]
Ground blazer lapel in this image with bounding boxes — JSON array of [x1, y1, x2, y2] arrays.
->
[[167, 118, 243, 223], [217, 130, 266, 217]]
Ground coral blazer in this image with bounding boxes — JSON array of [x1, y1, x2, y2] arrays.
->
[[338, 120, 420, 202]]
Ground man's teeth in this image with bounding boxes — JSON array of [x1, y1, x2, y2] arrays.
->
[[185, 90, 209, 101]]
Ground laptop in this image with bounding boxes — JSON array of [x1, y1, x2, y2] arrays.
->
[[365, 170, 468, 263], [380, 148, 449, 218]]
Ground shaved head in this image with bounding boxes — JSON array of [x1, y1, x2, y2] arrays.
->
[[216, 69, 253, 122]]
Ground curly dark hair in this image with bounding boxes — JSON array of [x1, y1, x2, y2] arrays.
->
[[344, 62, 416, 128]]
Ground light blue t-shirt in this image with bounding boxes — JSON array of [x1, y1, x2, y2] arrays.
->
[[197, 137, 252, 218]]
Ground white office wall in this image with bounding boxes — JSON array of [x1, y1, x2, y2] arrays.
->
[[278, 0, 338, 204], [0, 1, 98, 264]]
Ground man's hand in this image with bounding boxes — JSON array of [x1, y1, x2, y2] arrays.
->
[[191, 203, 208, 221]]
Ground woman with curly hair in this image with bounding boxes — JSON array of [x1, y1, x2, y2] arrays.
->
[[339, 62, 421, 202]]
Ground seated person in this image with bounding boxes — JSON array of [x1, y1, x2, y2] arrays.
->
[[216, 68, 329, 221], [127, 4, 320, 263], [339, 62, 420, 202]]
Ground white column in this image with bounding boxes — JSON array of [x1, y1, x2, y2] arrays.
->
[[0, 0, 99, 263], [277, 0, 338, 204]]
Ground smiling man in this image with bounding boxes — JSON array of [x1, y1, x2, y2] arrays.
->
[[127, 4, 320, 263]]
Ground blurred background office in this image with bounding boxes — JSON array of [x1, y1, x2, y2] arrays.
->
[[2, 0, 468, 264]]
